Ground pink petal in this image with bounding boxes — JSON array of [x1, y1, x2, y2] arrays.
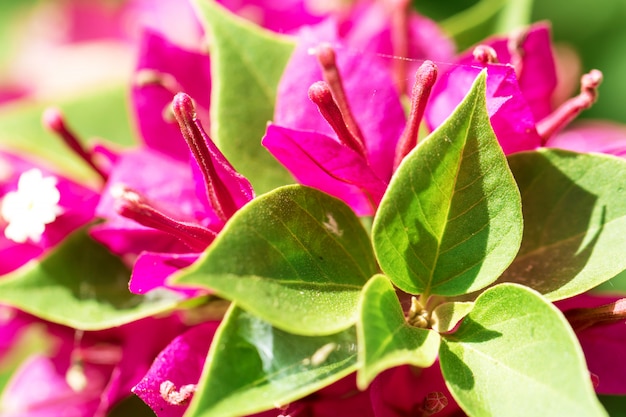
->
[[133, 321, 220, 417], [129, 252, 203, 296], [132, 30, 211, 161], [545, 121, 626, 157], [426, 63, 542, 155], [92, 148, 211, 256], [263, 124, 387, 216], [217, 0, 324, 33], [275, 23, 405, 181], [458, 23, 557, 121], [369, 364, 461, 417]]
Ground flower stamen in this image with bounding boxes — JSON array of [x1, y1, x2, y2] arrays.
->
[[160, 380, 197, 406], [537, 69, 603, 143], [308, 81, 367, 158], [314, 44, 367, 154], [394, 60, 438, 170], [389, 0, 411, 93], [473, 45, 499, 65], [564, 297, 626, 332], [42, 108, 108, 181], [171, 93, 239, 223], [112, 185, 216, 252]]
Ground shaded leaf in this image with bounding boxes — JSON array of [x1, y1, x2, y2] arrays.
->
[[356, 274, 439, 389], [372, 71, 522, 297], [440, 283, 607, 417], [192, 0, 294, 194], [172, 185, 377, 336], [185, 305, 358, 417], [0, 230, 182, 330], [501, 149, 626, 300]]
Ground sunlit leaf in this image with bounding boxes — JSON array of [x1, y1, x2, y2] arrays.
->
[[356, 274, 439, 389], [172, 185, 377, 336], [440, 283, 607, 417], [373, 71, 522, 297]]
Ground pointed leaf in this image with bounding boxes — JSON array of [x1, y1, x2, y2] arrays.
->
[[172, 185, 377, 336], [192, 0, 294, 194], [185, 305, 358, 417], [440, 283, 607, 417], [357, 274, 440, 389], [501, 149, 626, 300], [0, 230, 182, 330], [372, 71, 523, 297]]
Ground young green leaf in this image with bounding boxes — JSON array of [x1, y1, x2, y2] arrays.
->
[[172, 185, 378, 336], [372, 71, 523, 297], [440, 283, 607, 417], [185, 305, 358, 417], [192, 0, 294, 194], [357, 274, 440, 389], [431, 301, 474, 334], [0, 230, 182, 330], [501, 149, 626, 300]]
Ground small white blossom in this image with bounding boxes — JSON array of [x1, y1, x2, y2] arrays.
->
[[1, 169, 62, 243]]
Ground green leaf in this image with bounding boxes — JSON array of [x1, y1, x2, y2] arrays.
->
[[440, 0, 535, 51], [172, 185, 378, 336], [356, 274, 440, 389], [440, 283, 607, 417], [0, 230, 182, 330], [431, 301, 474, 333], [0, 84, 135, 186], [500, 149, 626, 300], [372, 71, 523, 297], [192, 0, 294, 194], [185, 305, 358, 417]]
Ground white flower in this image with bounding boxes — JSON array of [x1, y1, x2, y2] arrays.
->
[[1, 169, 62, 243]]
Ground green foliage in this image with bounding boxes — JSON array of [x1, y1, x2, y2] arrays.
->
[[172, 185, 378, 336], [185, 305, 358, 417], [0, 230, 182, 330], [372, 71, 523, 297], [501, 149, 626, 300], [192, 0, 295, 194], [356, 275, 440, 389], [440, 283, 607, 417], [439, 0, 535, 51]]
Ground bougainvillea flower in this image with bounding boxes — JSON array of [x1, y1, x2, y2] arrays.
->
[[133, 320, 220, 417], [369, 364, 462, 417], [425, 24, 558, 155], [92, 91, 254, 295], [557, 294, 626, 395], [0, 151, 98, 275], [0, 314, 186, 417], [263, 25, 408, 215]]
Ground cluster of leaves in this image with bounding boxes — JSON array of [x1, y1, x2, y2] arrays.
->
[[1, 1, 626, 416]]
